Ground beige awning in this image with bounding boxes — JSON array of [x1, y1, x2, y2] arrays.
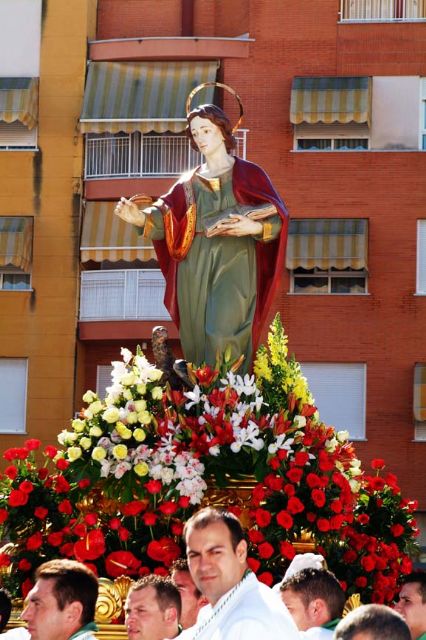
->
[[0, 217, 33, 271], [80, 61, 218, 134], [286, 219, 368, 270], [414, 364, 426, 422], [0, 78, 38, 130], [290, 77, 372, 126], [81, 202, 156, 262]]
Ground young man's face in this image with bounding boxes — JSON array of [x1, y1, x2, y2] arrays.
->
[[190, 116, 225, 158], [280, 588, 311, 631], [395, 582, 426, 639], [21, 578, 81, 640], [125, 586, 171, 640], [186, 520, 247, 606], [171, 569, 205, 629]]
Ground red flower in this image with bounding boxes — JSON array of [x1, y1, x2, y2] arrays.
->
[[255, 509, 272, 528], [159, 501, 178, 516], [311, 489, 326, 508], [84, 513, 98, 526], [316, 518, 330, 532], [247, 557, 261, 573], [0, 553, 11, 568], [109, 517, 121, 530], [171, 521, 184, 536], [361, 555, 376, 572], [286, 468, 303, 484], [178, 496, 190, 508], [58, 499, 73, 515], [19, 480, 34, 494], [400, 556, 413, 574], [279, 540, 296, 560], [264, 474, 283, 492], [25, 439, 41, 451], [8, 489, 28, 507], [26, 532, 43, 551], [47, 531, 64, 547], [153, 566, 169, 577], [306, 473, 322, 488], [18, 559, 32, 572], [390, 524, 405, 537], [258, 572, 274, 586], [276, 510, 293, 530], [319, 450, 335, 472], [287, 497, 305, 515], [21, 579, 33, 599], [34, 506, 49, 519], [355, 576, 368, 588], [195, 365, 219, 386], [146, 537, 181, 566], [371, 459, 385, 470], [357, 514, 370, 525], [38, 468, 49, 480], [118, 527, 131, 541], [105, 551, 141, 578], [44, 445, 58, 458], [257, 542, 274, 559], [56, 458, 69, 471], [331, 499, 343, 514], [78, 478, 91, 489], [142, 512, 158, 526], [121, 500, 147, 516], [74, 530, 106, 561], [5, 465, 18, 480], [294, 451, 309, 466], [248, 529, 265, 544], [54, 475, 70, 493], [145, 479, 162, 494], [0, 508, 8, 524]]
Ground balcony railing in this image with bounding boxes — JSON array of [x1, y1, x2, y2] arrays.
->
[[84, 129, 248, 179], [79, 269, 170, 321], [340, 0, 426, 20]]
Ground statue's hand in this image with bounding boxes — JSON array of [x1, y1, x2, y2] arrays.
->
[[114, 197, 146, 228], [212, 214, 263, 237]]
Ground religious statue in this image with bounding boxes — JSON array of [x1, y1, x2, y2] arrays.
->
[[114, 83, 288, 373]]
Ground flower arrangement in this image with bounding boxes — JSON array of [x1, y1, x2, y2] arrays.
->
[[0, 315, 419, 608]]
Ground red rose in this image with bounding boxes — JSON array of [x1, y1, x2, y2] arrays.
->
[[247, 557, 261, 573], [306, 512, 317, 523], [59, 542, 75, 557], [0, 553, 11, 568], [371, 459, 385, 470], [47, 531, 64, 547], [390, 524, 405, 537], [105, 551, 141, 578], [264, 474, 284, 492], [74, 530, 106, 561], [257, 542, 274, 559], [257, 572, 274, 586], [143, 512, 158, 526], [147, 537, 181, 566], [284, 483, 296, 497], [331, 499, 343, 514], [5, 465, 18, 480], [330, 515, 345, 530], [343, 549, 358, 563], [84, 513, 98, 526], [0, 509, 7, 524], [268, 457, 280, 470], [276, 510, 293, 530], [56, 458, 69, 471], [122, 500, 147, 517], [145, 479, 162, 494], [58, 499, 73, 515], [138, 566, 151, 577], [118, 527, 131, 541], [316, 518, 330, 532], [255, 509, 272, 528], [44, 445, 58, 458], [38, 468, 49, 480], [171, 521, 184, 536], [248, 529, 265, 544], [286, 468, 303, 484], [159, 501, 178, 516], [8, 489, 28, 507], [355, 576, 368, 587], [178, 496, 190, 508], [21, 578, 34, 599], [18, 558, 32, 572], [294, 451, 309, 466], [306, 473, 322, 488], [311, 489, 326, 508], [357, 513, 370, 525], [78, 478, 91, 489], [25, 439, 41, 451], [400, 555, 413, 574], [279, 540, 296, 560], [34, 507, 49, 519], [361, 555, 376, 572], [153, 566, 169, 577], [73, 523, 87, 538], [19, 480, 34, 494], [287, 497, 305, 515], [26, 532, 43, 551], [54, 475, 70, 493], [319, 451, 335, 472], [109, 517, 121, 530]]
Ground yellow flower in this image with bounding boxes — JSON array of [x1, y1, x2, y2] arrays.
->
[[134, 462, 149, 477], [112, 444, 128, 460], [134, 428, 146, 442], [79, 437, 92, 450], [134, 399, 147, 412], [136, 383, 147, 395], [82, 390, 97, 404], [72, 419, 86, 433], [268, 314, 288, 367], [67, 446, 83, 461], [126, 412, 138, 425], [121, 372, 137, 386], [123, 388, 133, 401], [147, 368, 163, 382], [116, 422, 133, 440], [103, 407, 120, 424], [253, 346, 272, 383], [138, 410, 152, 425], [92, 446, 107, 461], [151, 386, 163, 400], [89, 426, 103, 438]]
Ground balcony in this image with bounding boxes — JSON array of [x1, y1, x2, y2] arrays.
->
[[84, 130, 248, 179], [80, 269, 170, 321], [340, 0, 426, 20]]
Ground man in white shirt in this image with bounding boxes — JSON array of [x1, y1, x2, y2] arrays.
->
[[170, 559, 208, 629], [182, 506, 299, 640]]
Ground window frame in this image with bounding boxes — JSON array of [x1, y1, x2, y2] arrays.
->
[[0, 357, 28, 433], [290, 266, 368, 295], [294, 136, 370, 151], [416, 220, 426, 294], [420, 78, 426, 151]]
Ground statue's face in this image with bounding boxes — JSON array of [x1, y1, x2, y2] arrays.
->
[[190, 116, 225, 157]]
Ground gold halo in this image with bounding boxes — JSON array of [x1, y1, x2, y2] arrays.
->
[[186, 82, 244, 132]]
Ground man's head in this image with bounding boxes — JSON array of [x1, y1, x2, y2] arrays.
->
[[394, 571, 426, 640], [170, 558, 208, 629], [183, 507, 247, 606], [0, 587, 12, 632], [334, 603, 411, 640], [21, 559, 98, 640], [125, 575, 181, 640], [186, 104, 237, 154], [280, 567, 345, 631]]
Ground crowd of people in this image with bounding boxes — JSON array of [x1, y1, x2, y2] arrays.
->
[[0, 507, 425, 640]]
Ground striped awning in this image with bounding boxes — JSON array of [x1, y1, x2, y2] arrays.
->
[[286, 219, 368, 270], [80, 61, 219, 134], [414, 364, 426, 422], [0, 217, 33, 271], [290, 77, 372, 125], [81, 202, 156, 262], [0, 78, 39, 130]]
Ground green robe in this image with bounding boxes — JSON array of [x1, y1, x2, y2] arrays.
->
[[144, 169, 281, 371]]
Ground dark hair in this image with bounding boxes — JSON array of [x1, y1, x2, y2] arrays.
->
[[35, 559, 98, 626], [334, 604, 410, 640], [0, 587, 12, 632], [129, 575, 181, 618], [170, 558, 202, 599], [183, 507, 245, 551], [186, 104, 237, 153], [400, 571, 426, 603], [280, 568, 345, 620]]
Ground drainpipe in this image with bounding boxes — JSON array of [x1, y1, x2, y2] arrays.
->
[[181, 0, 194, 36]]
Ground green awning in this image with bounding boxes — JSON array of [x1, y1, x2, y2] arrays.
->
[[0, 78, 38, 130], [290, 77, 372, 125], [80, 61, 219, 134], [286, 219, 368, 270]]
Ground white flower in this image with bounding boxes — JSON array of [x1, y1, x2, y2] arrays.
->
[[160, 467, 174, 484], [79, 437, 92, 450], [100, 459, 112, 478], [208, 445, 220, 456], [325, 437, 338, 453], [293, 415, 307, 428], [114, 461, 132, 479], [89, 426, 103, 438], [184, 385, 202, 410], [151, 386, 163, 400], [82, 390, 97, 404], [103, 407, 120, 424], [58, 430, 78, 446], [337, 430, 350, 442], [268, 434, 294, 455], [92, 446, 107, 461], [72, 419, 86, 433], [67, 446, 82, 461], [120, 347, 133, 364]]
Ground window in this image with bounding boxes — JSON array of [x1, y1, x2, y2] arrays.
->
[[340, 0, 426, 21], [417, 220, 426, 294], [421, 78, 426, 150], [300, 363, 366, 440], [296, 137, 369, 151], [96, 365, 113, 400], [413, 363, 426, 440], [287, 219, 368, 295], [0, 121, 37, 150], [0, 358, 28, 433], [0, 217, 33, 290]]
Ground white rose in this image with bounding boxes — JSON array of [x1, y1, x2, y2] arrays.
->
[[67, 446, 83, 461], [58, 430, 78, 446], [121, 372, 136, 386], [92, 446, 107, 461], [337, 430, 349, 442], [151, 386, 163, 400], [147, 368, 163, 382], [89, 426, 103, 438], [79, 437, 92, 450], [136, 384, 147, 395], [82, 390, 97, 404], [72, 419, 86, 433], [138, 410, 152, 425], [103, 407, 120, 424], [293, 415, 307, 428], [134, 399, 147, 412], [123, 388, 133, 401], [126, 411, 138, 424]]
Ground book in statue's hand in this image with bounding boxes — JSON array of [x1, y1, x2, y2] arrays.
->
[[204, 202, 277, 237]]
